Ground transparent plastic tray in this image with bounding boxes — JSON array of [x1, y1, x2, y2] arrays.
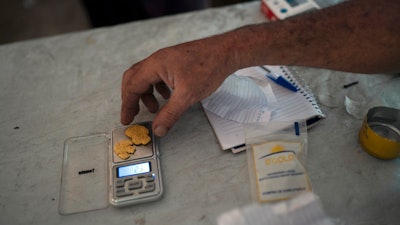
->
[[59, 133, 109, 215]]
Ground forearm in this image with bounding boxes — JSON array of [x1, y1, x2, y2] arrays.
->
[[229, 0, 400, 74], [120, 0, 399, 134]]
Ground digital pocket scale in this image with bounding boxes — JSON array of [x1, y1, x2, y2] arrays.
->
[[261, 0, 344, 20], [59, 121, 163, 215], [261, 0, 321, 20], [109, 122, 163, 207]]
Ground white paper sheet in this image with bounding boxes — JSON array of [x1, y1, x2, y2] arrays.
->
[[202, 75, 276, 123]]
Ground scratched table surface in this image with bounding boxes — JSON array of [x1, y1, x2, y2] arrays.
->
[[0, 2, 399, 225]]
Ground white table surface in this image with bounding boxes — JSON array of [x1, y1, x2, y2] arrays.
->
[[0, 2, 399, 225]]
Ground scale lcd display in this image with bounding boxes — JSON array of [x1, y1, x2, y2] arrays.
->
[[286, 0, 307, 7], [117, 162, 151, 178]]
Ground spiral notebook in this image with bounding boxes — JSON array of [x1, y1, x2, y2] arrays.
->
[[202, 65, 326, 153]]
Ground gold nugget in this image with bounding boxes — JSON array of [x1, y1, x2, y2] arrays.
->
[[113, 139, 136, 160], [125, 124, 151, 145]]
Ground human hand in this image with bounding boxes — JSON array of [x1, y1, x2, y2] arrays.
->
[[121, 35, 238, 136]]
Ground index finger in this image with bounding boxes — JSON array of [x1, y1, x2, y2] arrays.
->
[[121, 91, 140, 125], [120, 66, 156, 125]]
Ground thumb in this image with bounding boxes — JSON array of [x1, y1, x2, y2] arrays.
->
[[152, 92, 193, 136]]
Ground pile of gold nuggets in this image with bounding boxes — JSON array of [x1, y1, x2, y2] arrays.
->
[[113, 124, 151, 160]]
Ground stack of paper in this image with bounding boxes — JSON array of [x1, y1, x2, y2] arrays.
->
[[202, 66, 325, 153]]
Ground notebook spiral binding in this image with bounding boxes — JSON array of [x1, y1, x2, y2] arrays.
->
[[280, 66, 324, 116]]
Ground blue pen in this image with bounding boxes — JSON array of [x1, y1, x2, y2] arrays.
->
[[259, 66, 297, 92]]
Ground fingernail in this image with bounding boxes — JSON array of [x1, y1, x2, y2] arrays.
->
[[154, 125, 168, 137]]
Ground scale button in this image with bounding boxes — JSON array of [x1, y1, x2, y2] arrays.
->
[[116, 187, 131, 197], [138, 173, 153, 179], [146, 176, 154, 182], [127, 180, 143, 190], [139, 183, 156, 194], [115, 180, 125, 187]]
